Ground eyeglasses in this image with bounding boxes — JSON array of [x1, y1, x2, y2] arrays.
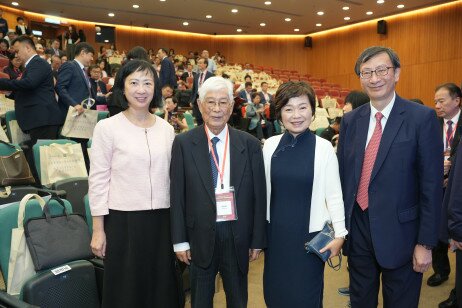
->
[[204, 100, 231, 110], [360, 66, 394, 79]]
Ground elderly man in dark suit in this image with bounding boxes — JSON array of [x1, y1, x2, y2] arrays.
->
[[55, 42, 95, 119], [189, 57, 213, 126], [338, 46, 443, 308], [170, 76, 266, 308], [157, 47, 177, 89]]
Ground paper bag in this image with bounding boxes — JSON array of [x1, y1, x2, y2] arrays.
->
[[61, 106, 98, 139]]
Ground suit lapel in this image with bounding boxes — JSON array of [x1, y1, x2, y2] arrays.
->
[[450, 110, 462, 156], [370, 97, 405, 182], [229, 128, 246, 196], [191, 126, 216, 203], [74, 61, 90, 90], [354, 106, 370, 186]]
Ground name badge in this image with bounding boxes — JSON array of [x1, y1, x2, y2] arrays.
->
[[215, 186, 237, 222]]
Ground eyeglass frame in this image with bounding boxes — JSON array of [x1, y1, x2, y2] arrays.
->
[[359, 66, 395, 79], [202, 99, 232, 110]]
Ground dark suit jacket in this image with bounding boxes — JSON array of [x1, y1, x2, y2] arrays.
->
[[46, 48, 65, 58], [440, 112, 462, 161], [170, 126, 267, 274], [259, 91, 273, 104], [338, 95, 443, 269], [239, 89, 251, 103], [159, 57, 177, 88], [443, 139, 462, 242], [0, 55, 62, 131], [189, 71, 213, 106], [181, 71, 196, 82], [15, 25, 31, 36], [89, 78, 108, 107], [56, 60, 92, 120]]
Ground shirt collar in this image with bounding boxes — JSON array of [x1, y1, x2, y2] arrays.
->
[[369, 92, 396, 120], [24, 54, 37, 67], [74, 59, 85, 70], [445, 109, 461, 125], [205, 124, 228, 142]]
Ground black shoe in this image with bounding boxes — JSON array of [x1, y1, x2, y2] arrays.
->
[[439, 289, 457, 308], [427, 273, 449, 287], [338, 286, 350, 296]]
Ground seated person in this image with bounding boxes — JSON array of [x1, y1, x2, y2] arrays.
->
[[162, 96, 188, 134], [246, 92, 273, 141], [239, 81, 253, 103], [342, 90, 369, 113], [320, 116, 341, 146], [237, 74, 252, 92], [4, 52, 23, 80]]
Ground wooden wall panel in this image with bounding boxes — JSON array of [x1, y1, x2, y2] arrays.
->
[[0, 1, 460, 106]]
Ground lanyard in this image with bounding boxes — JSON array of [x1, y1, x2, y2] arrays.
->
[[204, 125, 229, 189], [445, 121, 457, 149]]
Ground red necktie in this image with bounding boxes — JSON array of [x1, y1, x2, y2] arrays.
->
[[356, 112, 384, 211]]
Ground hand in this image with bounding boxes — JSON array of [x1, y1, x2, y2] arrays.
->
[[452, 240, 462, 251], [74, 104, 85, 114], [249, 249, 262, 262], [319, 238, 344, 258], [444, 160, 451, 175], [90, 230, 106, 258], [413, 245, 432, 273], [176, 250, 191, 265]]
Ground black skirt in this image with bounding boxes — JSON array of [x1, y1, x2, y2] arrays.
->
[[103, 209, 183, 308]]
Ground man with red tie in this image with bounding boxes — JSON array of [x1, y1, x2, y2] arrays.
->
[[181, 63, 197, 83], [337, 46, 443, 308]]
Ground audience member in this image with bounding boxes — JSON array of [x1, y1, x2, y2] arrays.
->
[[163, 96, 188, 133], [157, 47, 177, 89], [47, 38, 65, 57], [201, 49, 216, 73], [3, 52, 23, 80], [78, 29, 86, 42], [342, 90, 369, 113], [189, 57, 213, 125], [89, 59, 182, 308], [338, 46, 442, 307], [0, 10, 8, 38], [50, 55, 61, 80], [242, 63, 253, 74], [64, 25, 80, 60], [0, 38, 11, 57], [239, 82, 253, 103], [170, 76, 266, 308], [320, 116, 341, 145], [89, 65, 109, 105], [60, 54, 68, 63], [98, 59, 111, 77], [181, 62, 196, 82], [15, 17, 31, 35], [246, 92, 273, 141], [263, 80, 346, 307]]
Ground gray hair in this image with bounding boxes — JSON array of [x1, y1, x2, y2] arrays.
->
[[354, 46, 401, 76], [198, 76, 234, 103]]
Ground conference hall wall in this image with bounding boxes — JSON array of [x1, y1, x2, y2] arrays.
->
[[1, 1, 460, 106]]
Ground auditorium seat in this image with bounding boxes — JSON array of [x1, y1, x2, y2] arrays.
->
[[340, 90, 349, 98], [289, 70, 298, 74], [289, 75, 300, 81], [314, 89, 326, 98], [329, 89, 340, 97], [300, 77, 309, 82]]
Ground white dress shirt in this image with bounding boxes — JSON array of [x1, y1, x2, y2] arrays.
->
[[443, 109, 460, 150]]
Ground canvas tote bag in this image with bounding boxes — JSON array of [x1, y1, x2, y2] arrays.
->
[[61, 106, 98, 139]]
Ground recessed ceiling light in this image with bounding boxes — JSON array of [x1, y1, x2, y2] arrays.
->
[[264, 1, 271, 5], [11, 2, 19, 6], [96, 32, 101, 35], [366, 11, 373, 15], [160, 0, 166, 2], [342, 6, 349, 11], [132, 4, 139, 8], [316, 23, 322, 27], [104, 40, 109, 43], [285, 18, 291, 22], [317, 11, 324, 16], [236, 28, 242, 32], [377, 0, 384, 3], [294, 28, 300, 32], [231, 9, 238, 13], [206, 15, 212, 19], [397, 4, 404, 8], [344, 16, 350, 20], [108, 13, 115, 17], [182, 21, 189, 26], [260, 23, 266, 27]]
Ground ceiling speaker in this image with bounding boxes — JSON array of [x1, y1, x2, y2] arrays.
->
[[377, 20, 387, 35]]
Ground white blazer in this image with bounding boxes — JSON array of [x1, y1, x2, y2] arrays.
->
[[263, 133, 348, 238]]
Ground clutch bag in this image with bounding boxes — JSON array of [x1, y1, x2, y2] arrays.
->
[[305, 221, 342, 270]]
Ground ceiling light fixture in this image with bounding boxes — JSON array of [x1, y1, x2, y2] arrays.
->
[[294, 28, 300, 32], [377, 0, 384, 4], [160, 0, 166, 2], [104, 39, 109, 42], [344, 16, 350, 20], [96, 32, 101, 35], [108, 13, 115, 17], [231, 9, 238, 13], [285, 18, 291, 22], [260, 23, 266, 26], [264, 1, 271, 5], [132, 4, 139, 8], [366, 11, 373, 15], [317, 11, 324, 16], [316, 23, 322, 27], [237, 28, 242, 32], [182, 21, 189, 26], [206, 15, 212, 18], [342, 6, 349, 11], [11, 2, 19, 6], [397, 4, 404, 8]]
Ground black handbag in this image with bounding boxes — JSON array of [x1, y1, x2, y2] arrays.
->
[[0, 140, 35, 186], [24, 196, 93, 271], [305, 222, 342, 271]]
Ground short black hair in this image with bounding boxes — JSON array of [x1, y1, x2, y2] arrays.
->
[[274, 81, 316, 120], [435, 83, 462, 100], [244, 74, 252, 80], [158, 48, 168, 55], [162, 84, 173, 91], [112, 60, 156, 111], [16, 17, 24, 22], [333, 116, 342, 125], [261, 82, 268, 87], [126, 46, 149, 61], [245, 82, 252, 88], [11, 35, 35, 50], [0, 38, 9, 49], [251, 92, 260, 101], [198, 57, 208, 67], [75, 42, 94, 56], [354, 46, 400, 77], [344, 90, 370, 110]]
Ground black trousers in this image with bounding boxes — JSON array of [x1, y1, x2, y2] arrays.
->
[[349, 204, 422, 308], [456, 250, 462, 307], [432, 240, 451, 276], [189, 222, 247, 308], [26, 125, 60, 185]]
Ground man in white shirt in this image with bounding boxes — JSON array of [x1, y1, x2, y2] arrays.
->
[[202, 50, 216, 74]]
